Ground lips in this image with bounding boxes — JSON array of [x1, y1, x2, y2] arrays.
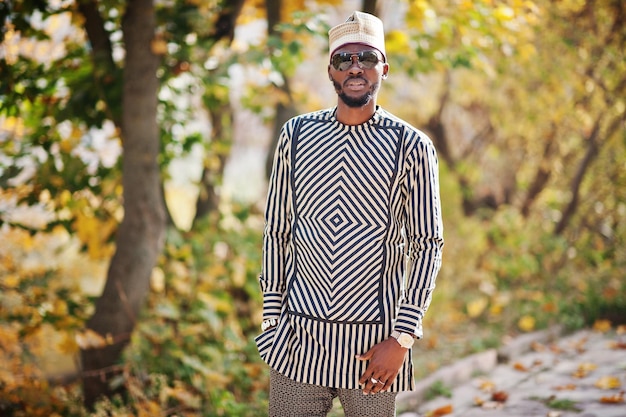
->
[[344, 78, 368, 91]]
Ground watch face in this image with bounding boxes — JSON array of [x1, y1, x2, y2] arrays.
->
[[398, 333, 414, 348]]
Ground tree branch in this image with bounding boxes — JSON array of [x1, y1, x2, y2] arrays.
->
[[554, 113, 623, 235]]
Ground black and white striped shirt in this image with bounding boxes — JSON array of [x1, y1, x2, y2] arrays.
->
[[256, 106, 444, 391]]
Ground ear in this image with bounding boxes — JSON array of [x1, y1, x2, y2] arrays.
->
[[328, 64, 332, 80], [381, 63, 389, 79]]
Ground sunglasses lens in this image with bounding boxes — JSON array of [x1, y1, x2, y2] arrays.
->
[[331, 51, 381, 71], [359, 51, 380, 68], [332, 53, 352, 71]]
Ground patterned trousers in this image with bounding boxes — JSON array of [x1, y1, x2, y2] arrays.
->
[[269, 368, 398, 417]]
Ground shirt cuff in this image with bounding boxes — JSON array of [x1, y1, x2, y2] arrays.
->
[[395, 304, 425, 339], [262, 292, 282, 320]]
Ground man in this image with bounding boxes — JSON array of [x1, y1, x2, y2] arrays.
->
[[256, 11, 444, 417]]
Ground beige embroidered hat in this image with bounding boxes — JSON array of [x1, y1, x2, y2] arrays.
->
[[328, 11, 386, 61]]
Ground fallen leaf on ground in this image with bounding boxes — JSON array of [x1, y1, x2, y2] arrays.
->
[[546, 411, 562, 417], [474, 396, 485, 406], [425, 404, 453, 416], [513, 362, 529, 372], [481, 401, 504, 409], [492, 391, 509, 403], [572, 363, 597, 378], [572, 337, 588, 353], [609, 341, 626, 350], [478, 379, 495, 392], [531, 341, 546, 352], [553, 384, 577, 391], [549, 344, 563, 354], [595, 376, 622, 390], [599, 391, 624, 404]]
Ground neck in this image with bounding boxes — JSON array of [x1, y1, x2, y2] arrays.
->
[[335, 102, 377, 125]]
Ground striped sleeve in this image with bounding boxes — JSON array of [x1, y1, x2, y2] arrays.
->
[[395, 133, 444, 338], [260, 120, 293, 320]]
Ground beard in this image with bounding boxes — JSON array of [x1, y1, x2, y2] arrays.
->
[[331, 76, 379, 108]]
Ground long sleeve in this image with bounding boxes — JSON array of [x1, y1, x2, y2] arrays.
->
[[394, 135, 444, 338], [260, 124, 293, 321]]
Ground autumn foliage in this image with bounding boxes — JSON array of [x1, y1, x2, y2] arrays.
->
[[1, 0, 625, 416]]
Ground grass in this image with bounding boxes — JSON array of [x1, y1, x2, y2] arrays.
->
[[529, 396, 582, 412], [424, 380, 453, 401]]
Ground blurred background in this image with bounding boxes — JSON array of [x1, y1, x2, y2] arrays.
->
[[0, 0, 624, 415]]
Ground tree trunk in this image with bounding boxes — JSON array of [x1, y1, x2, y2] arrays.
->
[[521, 124, 556, 217], [191, 0, 245, 222], [194, 103, 232, 223], [81, 0, 165, 408], [362, 0, 379, 15], [264, 0, 298, 178], [554, 114, 622, 235]]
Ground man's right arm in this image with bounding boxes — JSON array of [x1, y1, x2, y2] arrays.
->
[[259, 124, 293, 329]]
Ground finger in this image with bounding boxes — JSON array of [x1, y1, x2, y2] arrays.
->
[[359, 373, 371, 385], [362, 377, 378, 394], [355, 349, 373, 361], [371, 379, 385, 393], [380, 373, 397, 391], [359, 367, 377, 384], [379, 379, 391, 392]]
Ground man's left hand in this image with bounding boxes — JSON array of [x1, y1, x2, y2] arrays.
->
[[356, 338, 409, 394]]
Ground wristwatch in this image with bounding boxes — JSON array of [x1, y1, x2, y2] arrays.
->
[[391, 331, 414, 349], [261, 318, 277, 331]]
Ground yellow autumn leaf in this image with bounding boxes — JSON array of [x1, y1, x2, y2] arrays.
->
[[151, 37, 167, 55], [489, 302, 504, 316], [137, 401, 162, 417], [592, 319, 612, 333], [385, 30, 411, 55], [206, 369, 231, 385], [75, 329, 107, 349], [1, 116, 25, 137], [594, 376, 622, 390], [2, 274, 20, 289], [57, 332, 79, 355], [493, 6, 515, 21], [572, 362, 597, 378], [478, 379, 496, 392], [467, 297, 488, 318], [197, 292, 233, 314], [518, 315, 535, 332], [150, 267, 165, 293], [553, 384, 577, 391], [406, 0, 433, 30], [165, 385, 201, 409], [53, 299, 68, 316]]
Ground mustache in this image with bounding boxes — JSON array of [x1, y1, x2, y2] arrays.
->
[[330, 76, 369, 91], [343, 76, 367, 86]]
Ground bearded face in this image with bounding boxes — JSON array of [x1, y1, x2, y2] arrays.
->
[[330, 75, 381, 108]]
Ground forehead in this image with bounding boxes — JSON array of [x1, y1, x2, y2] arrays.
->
[[334, 43, 379, 55]]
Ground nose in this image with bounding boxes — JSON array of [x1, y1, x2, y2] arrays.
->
[[347, 56, 364, 73]]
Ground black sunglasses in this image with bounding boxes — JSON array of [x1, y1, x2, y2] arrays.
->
[[330, 50, 382, 71]]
